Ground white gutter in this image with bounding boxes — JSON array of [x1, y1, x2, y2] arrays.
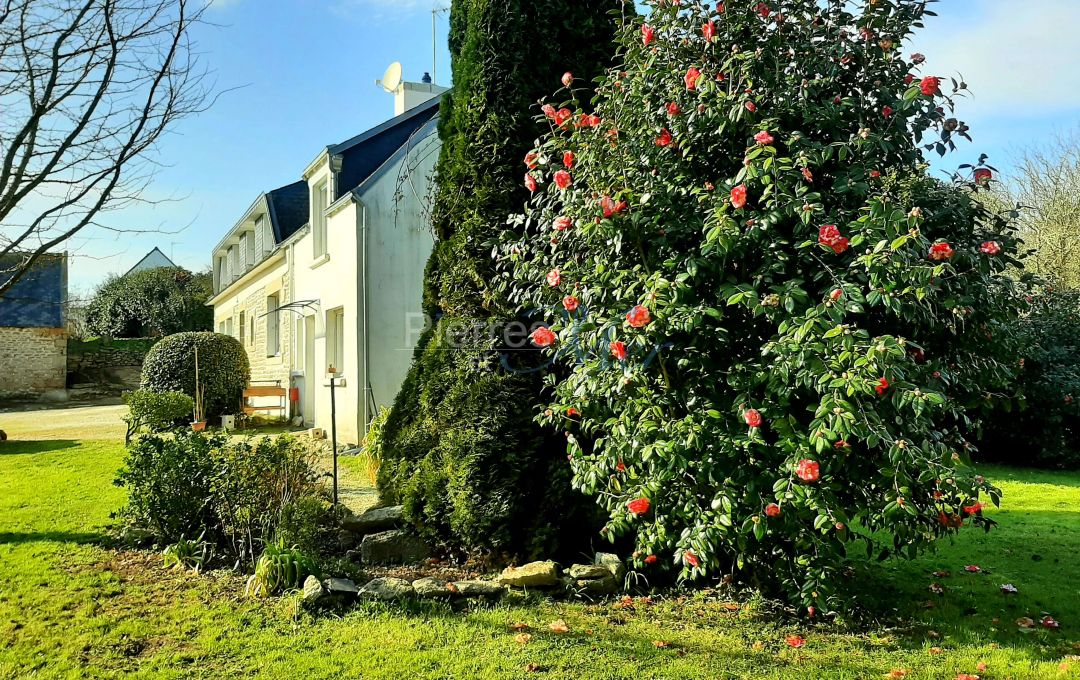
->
[[357, 198, 371, 434]]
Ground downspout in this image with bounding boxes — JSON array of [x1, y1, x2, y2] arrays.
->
[[358, 197, 371, 436]]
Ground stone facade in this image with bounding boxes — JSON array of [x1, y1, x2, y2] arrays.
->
[[0, 327, 67, 400]]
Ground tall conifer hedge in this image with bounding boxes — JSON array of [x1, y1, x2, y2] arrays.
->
[[376, 0, 625, 558]]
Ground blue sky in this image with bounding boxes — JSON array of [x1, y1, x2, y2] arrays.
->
[[65, 0, 1080, 292]]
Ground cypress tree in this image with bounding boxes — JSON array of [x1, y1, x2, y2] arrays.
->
[[376, 1, 625, 558]]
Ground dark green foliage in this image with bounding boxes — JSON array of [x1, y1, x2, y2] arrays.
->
[[114, 432, 326, 567], [140, 332, 250, 419], [377, 0, 623, 558], [123, 389, 194, 444], [980, 288, 1080, 469], [86, 267, 213, 338]]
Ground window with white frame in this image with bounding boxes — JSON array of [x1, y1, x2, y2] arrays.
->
[[266, 294, 280, 357], [312, 180, 328, 258], [326, 307, 345, 376]]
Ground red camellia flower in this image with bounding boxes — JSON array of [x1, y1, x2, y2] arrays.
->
[[642, 23, 654, 47], [882, 105, 893, 117], [684, 550, 699, 567], [667, 101, 681, 116], [830, 288, 843, 302], [870, 169, 882, 178], [530, 326, 556, 347], [875, 377, 890, 395], [1041, 615, 1060, 629], [624, 306, 651, 329], [911, 52, 926, 64], [561, 71, 573, 89], [920, 75, 941, 96], [554, 108, 573, 126], [765, 503, 781, 518], [744, 408, 763, 428], [542, 104, 557, 120], [904, 73, 915, 85], [610, 340, 628, 361], [616, 459, 626, 472], [730, 184, 748, 209], [963, 501, 985, 515], [546, 269, 561, 287], [818, 224, 850, 254], [601, 195, 628, 218], [554, 170, 572, 190], [644, 554, 658, 565], [524, 151, 539, 169], [929, 242, 955, 261], [524, 173, 538, 193], [578, 113, 602, 128], [744, 100, 758, 113], [973, 168, 992, 184], [785, 635, 806, 648], [562, 295, 579, 312], [553, 216, 572, 232], [703, 21, 716, 41], [685, 66, 701, 90], [656, 128, 673, 147], [563, 151, 575, 169], [980, 241, 1001, 255], [627, 497, 651, 516], [756, 2, 771, 19], [801, 167, 814, 182], [796, 459, 820, 482], [754, 130, 774, 145], [566, 407, 579, 417]]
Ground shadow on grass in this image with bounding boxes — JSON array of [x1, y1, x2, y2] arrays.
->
[[0, 439, 80, 455], [0, 530, 107, 545]]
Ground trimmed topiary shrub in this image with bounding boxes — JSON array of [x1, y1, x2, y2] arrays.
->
[[980, 287, 1080, 469], [500, 0, 1027, 611], [141, 332, 249, 420], [376, 0, 622, 559]]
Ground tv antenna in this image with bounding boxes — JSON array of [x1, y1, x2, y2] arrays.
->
[[432, 5, 449, 85]]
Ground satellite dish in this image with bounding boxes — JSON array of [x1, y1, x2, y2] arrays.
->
[[380, 62, 403, 93]]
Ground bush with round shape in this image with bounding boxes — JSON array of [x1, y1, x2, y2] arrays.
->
[[123, 389, 195, 444], [86, 267, 213, 338], [500, 0, 1026, 612], [141, 332, 250, 420]]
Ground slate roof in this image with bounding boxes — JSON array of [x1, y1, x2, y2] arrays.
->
[[0, 253, 67, 328], [123, 247, 176, 277], [266, 181, 309, 244]]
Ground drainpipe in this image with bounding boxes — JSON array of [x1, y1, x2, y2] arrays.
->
[[358, 197, 371, 436]]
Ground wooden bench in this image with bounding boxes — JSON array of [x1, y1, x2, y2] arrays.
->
[[242, 385, 287, 417]]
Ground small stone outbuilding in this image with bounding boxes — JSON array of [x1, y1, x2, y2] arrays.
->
[[0, 253, 69, 401]]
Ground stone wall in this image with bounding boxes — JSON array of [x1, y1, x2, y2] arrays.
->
[[0, 326, 67, 400], [66, 343, 152, 391]]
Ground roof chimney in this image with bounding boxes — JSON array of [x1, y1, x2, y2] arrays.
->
[[378, 65, 449, 116], [421, 72, 433, 85]]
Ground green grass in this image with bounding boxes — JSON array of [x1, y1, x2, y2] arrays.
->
[[1, 441, 1078, 679]]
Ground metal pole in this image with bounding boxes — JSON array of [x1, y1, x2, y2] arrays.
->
[[432, 8, 437, 85], [329, 369, 338, 506]]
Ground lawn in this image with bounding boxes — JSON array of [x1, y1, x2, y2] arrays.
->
[[1, 438, 1078, 679]]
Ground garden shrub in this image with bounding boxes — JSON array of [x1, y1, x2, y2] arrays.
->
[[501, 0, 1026, 611], [86, 266, 213, 338], [115, 432, 328, 566], [141, 332, 250, 420], [123, 389, 194, 443], [980, 288, 1080, 469], [376, 0, 621, 559]]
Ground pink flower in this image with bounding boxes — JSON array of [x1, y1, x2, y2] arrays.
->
[[554, 170, 572, 190], [563, 151, 575, 169], [830, 288, 843, 302], [796, 459, 820, 482], [929, 242, 955, 261], [542, 104, 557, 120], [684, 550, 699, 567], [627, 305, 651, 328], [964, 564, 981, 573], [642, 23, 655, 47], [627, 497, 651, 516], [524, 151, 539, 169], [1041, 615, 1060, 629], [525, 173, 538, 193], [685, 67, 702, 91], [656, 128, 673, 147], [562, 295, 579, 312], [561, 72, 574, 89], [754, 130, 774, 145], [702, 21, 716, 41], [610, 340, 628, 361], [744, 409, 763, 428], [744, 101, 758, 113], [667, 102, 681, 116], [553, 216, 572, 232], [920, 76, 941, 96], [546, 269, 561, 287], [980, 241, 1001, 256], [730, 184, 748, 209], [530, 327, 556, 347], [765, 502, 781, 517]]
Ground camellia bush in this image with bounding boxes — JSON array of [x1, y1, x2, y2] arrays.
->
[[499, 0, 1028, 612]]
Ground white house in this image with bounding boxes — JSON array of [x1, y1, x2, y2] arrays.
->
[[209, 75, 445, 444]]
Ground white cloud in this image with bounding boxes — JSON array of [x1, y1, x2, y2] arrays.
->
[[911, 0, 1080, 117]]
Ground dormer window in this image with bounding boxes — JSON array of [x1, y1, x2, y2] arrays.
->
[[312, 180, 328, 258]]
